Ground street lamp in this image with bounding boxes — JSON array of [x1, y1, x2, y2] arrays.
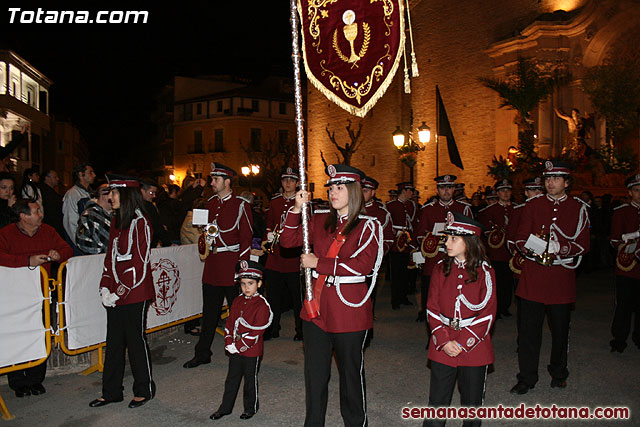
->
[[392, 120, 431, 183], [242, 164, 260, 192]]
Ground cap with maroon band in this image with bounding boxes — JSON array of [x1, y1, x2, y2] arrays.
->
[[523, 176, 544, 190], [443, 211, 485, 237], [210, 162, 237, 179], [235, 260, 265, 280], [542, 159, 572, 177], [106, 173, 140, 188], [362, 176, 379, 190], [281, 166, 300, 181], [324, 164, 365, 186], [396, 181, 415, 191]]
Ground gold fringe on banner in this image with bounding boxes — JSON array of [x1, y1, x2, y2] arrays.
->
[[297, 0, 406, 118]]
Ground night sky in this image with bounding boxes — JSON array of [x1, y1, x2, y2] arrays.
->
[[1, 2, 294, 174]]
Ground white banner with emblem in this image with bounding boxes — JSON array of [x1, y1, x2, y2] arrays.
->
[[0, 267, 47, 367], [64, 244, 204, 350]]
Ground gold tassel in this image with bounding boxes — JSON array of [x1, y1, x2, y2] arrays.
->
[[403, 46, 411, 94], [406, 0, 419, 77]]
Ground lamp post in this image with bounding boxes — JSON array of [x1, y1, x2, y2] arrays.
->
[[392, 120, 431, 184], [242, 164, 260, 192]]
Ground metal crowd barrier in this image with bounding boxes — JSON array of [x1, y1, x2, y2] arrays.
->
[[0, 267, 52, 421]]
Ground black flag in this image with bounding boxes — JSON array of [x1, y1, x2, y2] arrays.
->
[[436, 85, 464, 170]]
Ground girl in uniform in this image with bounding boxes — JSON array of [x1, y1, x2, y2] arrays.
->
[[425, 211, 496, 427], [280, 164, 383, 427], [89, 174, 155, 409]]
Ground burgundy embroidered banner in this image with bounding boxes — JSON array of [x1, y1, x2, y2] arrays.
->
[[298, 0, 405, 117]]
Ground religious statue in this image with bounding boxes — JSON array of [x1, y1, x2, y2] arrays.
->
[[555, 108, 594, 161]]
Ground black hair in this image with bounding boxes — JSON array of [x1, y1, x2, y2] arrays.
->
[[12, 198, 38, 217], [72, 163, 92, 183], [167, 184, 180, 194], [0, 172, 15, 183], [113, 187, 147, 229], [20, 168, 40, 200], [442, 235, 489, 283], [140, 179, 158, 190]]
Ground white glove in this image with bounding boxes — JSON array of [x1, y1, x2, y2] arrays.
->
[[548, 238, 560, 254], [225, 343, 239, 354], [100, 287, 119, 308], [622, 231, 640, 243]]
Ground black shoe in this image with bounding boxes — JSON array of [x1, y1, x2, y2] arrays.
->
[[496, 314, 503, 320], [128, 397, 151, 408], [14, 386, 31, 398], [293, 333, 303, 341], [400, 298, 413, 306], [89, 397, 124, 407], [510, 381, 533, 395], [210, 411, 230, 420], [30, 384, 46, 395], [502, 310, 513, 317], [183, 356, 211, 369], [240, 412, 255, 420], [610, 339, 626, 353], [550, 379, 567, 388], [415, 311, 426, 322], [392, 304, 400, 310]]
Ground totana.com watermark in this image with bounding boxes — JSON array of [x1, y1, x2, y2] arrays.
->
[[8, 8, 148, 24]]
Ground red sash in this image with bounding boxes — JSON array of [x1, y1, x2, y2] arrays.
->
[[306, 231, 345, 317]]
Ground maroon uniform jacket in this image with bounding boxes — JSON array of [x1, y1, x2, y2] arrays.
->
[[264, 193, 300, 273], [478, 202, 514, 262], [365, 200, 394, 255], [224, 293, 272, 358], [100, 210, 155, 305], [427, 260, 497, 367], [386, 198, 417, 253], [506, 203, 525, 278], [416, 199, 473, 276], [610, 202, 640, 279], [514, 194, 590, 304], [280, 210, 383, 333], [0, 223, 72, 279], [202, 192, 253, 286]]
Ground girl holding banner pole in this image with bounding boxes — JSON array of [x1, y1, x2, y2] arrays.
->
[[280, 164, 383, 427], [89, 174, 155, 409]]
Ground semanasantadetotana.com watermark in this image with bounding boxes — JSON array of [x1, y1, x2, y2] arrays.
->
[[8, 8, 148, 24]]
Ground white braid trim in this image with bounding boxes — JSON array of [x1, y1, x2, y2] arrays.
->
[[457, 261, 493, 312], [335, 218, 384, 308], [234, 295, 273, 335]]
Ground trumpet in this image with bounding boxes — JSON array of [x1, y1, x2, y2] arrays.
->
[[204, 222, 220, 239], [527, 225, 554, 266], [262, 224, 281, 254]]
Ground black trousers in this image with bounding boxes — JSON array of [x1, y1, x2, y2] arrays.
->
[[102, 301, 154, 400], [407, 267, 418, 296], [420, 275, 431, 313], [493, 261, 513, 315], [389, 252, 409, 306], [423, 361, 487, 427], [195, 284, 238, 360], [303, 321, 368, 427], [516, 298, 571, 386], [8, 361, 46, 390], [265, 269, 302, 336], [218, 354, 260, 414], [611, 275, 640, 346]]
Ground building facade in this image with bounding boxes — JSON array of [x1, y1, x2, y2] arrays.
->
[[306, 0, 637, 200]]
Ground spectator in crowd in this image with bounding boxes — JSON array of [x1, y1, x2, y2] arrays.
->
[[20, 168, 43, 212], [76, 182, 113, 254], [140, 179, 172, 247], [63, 163, 96, 252], [0, 172, 17, 228], [157, 180, 205, 245], [0, 198, 72, 397], [180, 197, 206, 245], [40, 169, 64, 236]]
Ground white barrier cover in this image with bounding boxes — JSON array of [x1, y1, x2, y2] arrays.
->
[[0, 267, 47, 367], [64, 244, 204, 350]]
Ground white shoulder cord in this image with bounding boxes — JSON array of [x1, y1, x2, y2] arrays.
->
[[549, 202, 588, 269], [454, 261, 493, 322], [234, 295, 273, 336], [335, 218, 384, 308], [111, 209, 151, 295]]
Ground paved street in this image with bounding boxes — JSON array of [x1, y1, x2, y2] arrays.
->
[[2, 268, 639, 426]]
